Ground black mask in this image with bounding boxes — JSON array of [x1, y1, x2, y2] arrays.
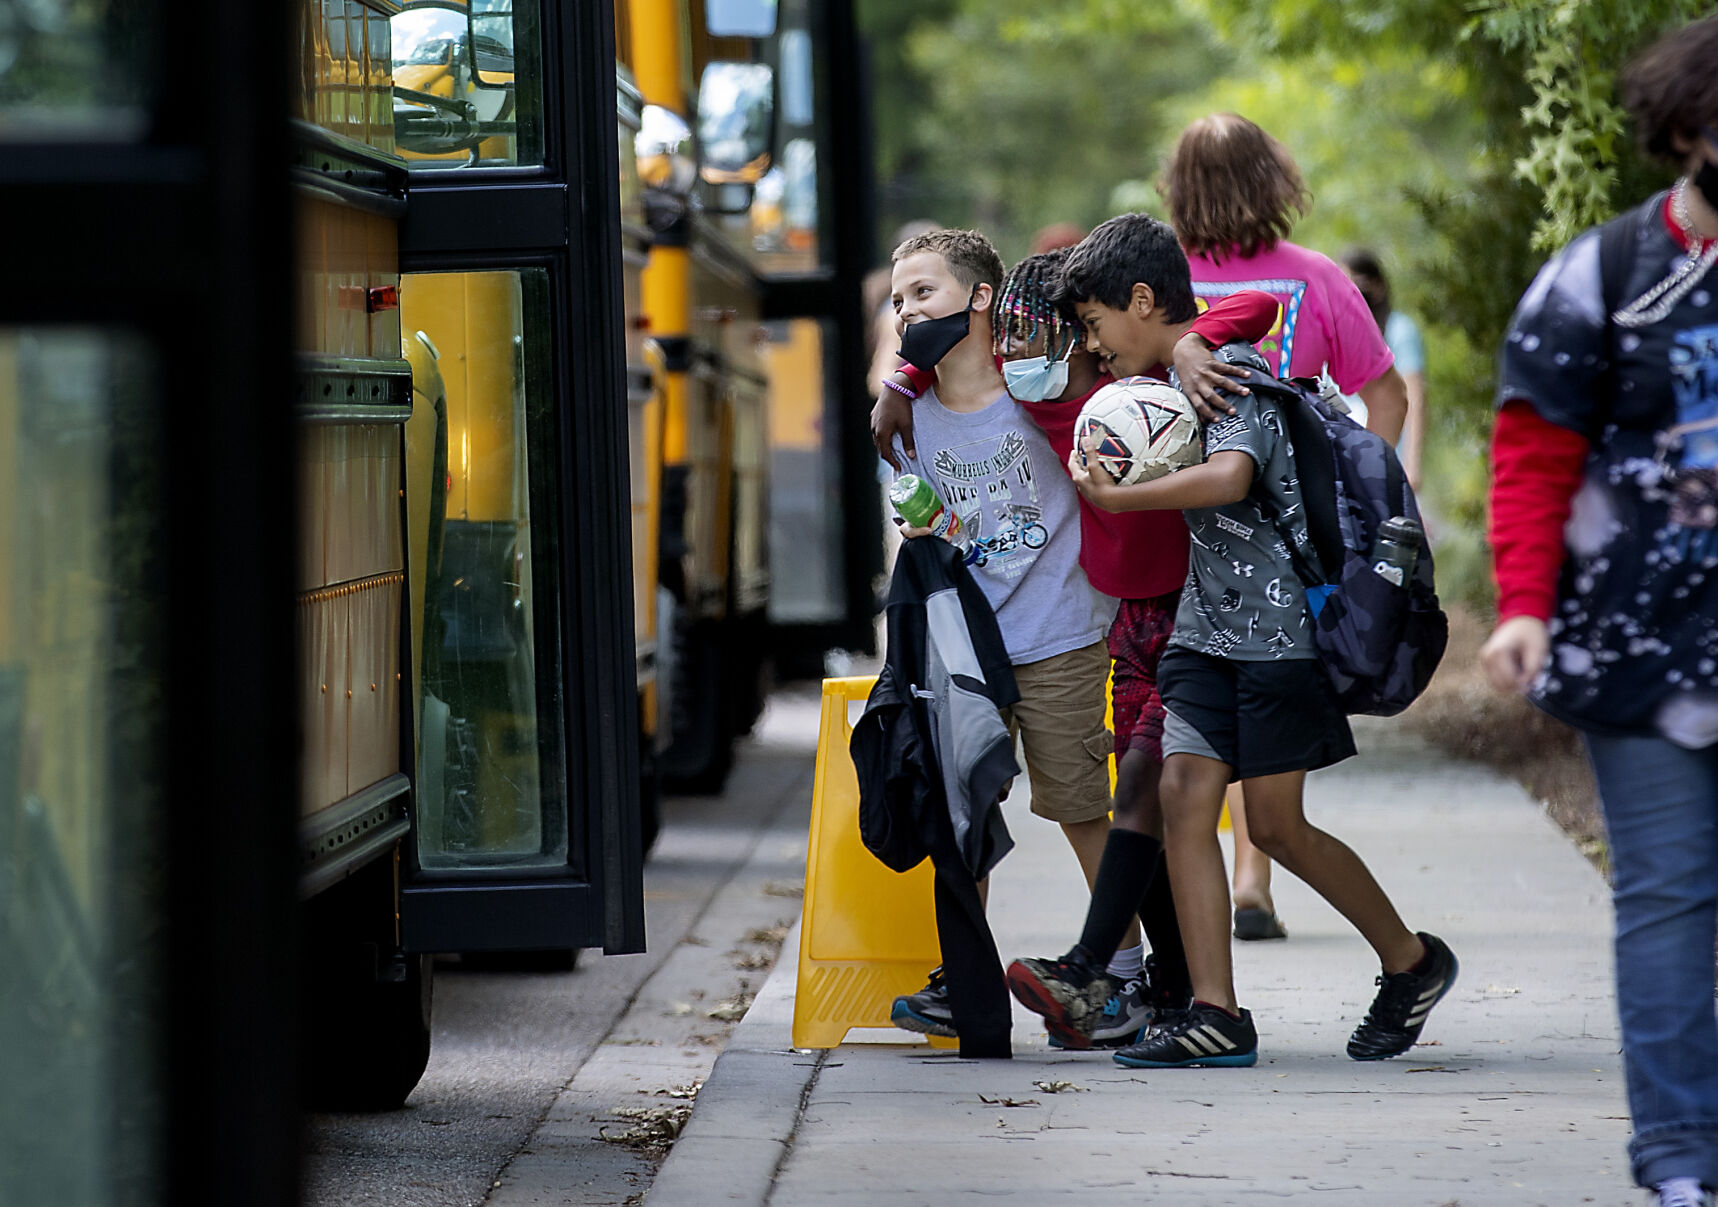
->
[[1695, 155, 1718, 213], [898, 286, 979, 370], [1695, 128, 1718, 212]]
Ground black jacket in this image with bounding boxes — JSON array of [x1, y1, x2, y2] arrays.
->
[[851, 537, 1020, 880]]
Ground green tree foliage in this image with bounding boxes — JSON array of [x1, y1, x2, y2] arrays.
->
[[855, 0, 1706, 604], [859, 0, 1224, 261], [1480, 0, 1705, 251]]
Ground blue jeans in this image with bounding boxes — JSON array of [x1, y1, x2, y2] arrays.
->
[[1585, 731, 1718, 1188]]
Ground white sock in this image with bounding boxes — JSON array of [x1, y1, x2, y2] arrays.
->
[[1658, 1177, 1707, 1207], [1106, 944, 1144, 982]]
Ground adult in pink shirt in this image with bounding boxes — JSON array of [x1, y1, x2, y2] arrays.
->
[[1160, 113, 1411, 942]]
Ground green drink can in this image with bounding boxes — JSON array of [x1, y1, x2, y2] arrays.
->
[[889, 474, 964, 545]]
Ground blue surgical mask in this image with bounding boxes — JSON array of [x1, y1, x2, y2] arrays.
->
[[1001, 343, 1073, 402]]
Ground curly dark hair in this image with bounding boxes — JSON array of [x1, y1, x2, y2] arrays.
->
[[1056, 214, 1197, 324], [1159, 113, 1310, 264], [993, 249, 1084, 360], [1622, 13, 1718, 163]]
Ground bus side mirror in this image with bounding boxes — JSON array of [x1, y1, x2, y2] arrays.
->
[[696, 61, 774, 187]]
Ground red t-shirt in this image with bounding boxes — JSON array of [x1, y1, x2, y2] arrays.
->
[[1017, 290, 1282, 599], [896, 291, 1281, 598]]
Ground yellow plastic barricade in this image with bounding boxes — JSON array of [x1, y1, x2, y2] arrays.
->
[[793, 676, 956, 1049]]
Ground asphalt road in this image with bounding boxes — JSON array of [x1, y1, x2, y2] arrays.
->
[[301, 685, 822, 1207]]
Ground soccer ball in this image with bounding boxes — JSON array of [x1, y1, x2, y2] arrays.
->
[[1074, 377, 1202, 486]]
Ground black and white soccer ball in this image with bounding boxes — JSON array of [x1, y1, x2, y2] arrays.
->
[[1074, 377, 1202, 486]]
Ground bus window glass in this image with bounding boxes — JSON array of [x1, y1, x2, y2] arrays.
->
[[392, 0, 542, 169], [701, 0, 821, 273], [0, 0, 154, 138], [705, 0, 776, 37], [400, 270, 570, 872], [0, 329, 164, 1203], [763, 319, 845, 623], [778, 28, 810, 126]]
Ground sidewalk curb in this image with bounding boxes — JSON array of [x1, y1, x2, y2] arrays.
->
[[645, 919, 821, 1206]]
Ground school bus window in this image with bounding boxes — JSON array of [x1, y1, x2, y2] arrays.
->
[[0, 0, 153, 134], [706, 0, 776, 37], [399, 270, 569, 872], [390, 0, 541, 170], [0, 328, 164, 1203], [778, 27, 810, 125]]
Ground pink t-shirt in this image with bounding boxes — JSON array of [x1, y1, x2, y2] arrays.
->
[[1185, 240, 1393, 391]]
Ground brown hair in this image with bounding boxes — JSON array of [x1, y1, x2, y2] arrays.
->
[[1621, 13, 1718, 163], [892, 228, 1005, 292], [1159, 113, 1311, 263]]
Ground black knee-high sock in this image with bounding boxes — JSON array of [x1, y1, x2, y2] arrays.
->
[[1139, 862, 1191, 1000], [1076, 828, 1161, 965]]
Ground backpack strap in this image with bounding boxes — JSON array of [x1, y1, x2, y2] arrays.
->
[[1234, 369, 1342, 587], [1590, 202, 1645, 440]]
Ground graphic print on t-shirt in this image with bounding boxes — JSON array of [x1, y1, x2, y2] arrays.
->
[[1668, 324, 1718, 528], [1171, 371, 1315, 661], [928, 430, 1046, 578], [1195, 280, 1308, 379]]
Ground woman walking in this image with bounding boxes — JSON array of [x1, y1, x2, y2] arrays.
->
[[1482, 15, 1718, 1205]]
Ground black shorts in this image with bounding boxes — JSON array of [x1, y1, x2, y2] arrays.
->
[[1157, 648, 1356, 782]]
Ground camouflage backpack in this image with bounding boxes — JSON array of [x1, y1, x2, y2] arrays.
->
[[1243, 370, 1449, 716]]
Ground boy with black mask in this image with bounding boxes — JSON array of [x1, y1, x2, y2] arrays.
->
[[882, 229, 1119, 1047]]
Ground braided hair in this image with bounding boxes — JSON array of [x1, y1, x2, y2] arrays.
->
[[993, 248, 1084, 361]]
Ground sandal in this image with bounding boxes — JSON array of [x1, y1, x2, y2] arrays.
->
[[1233, 906, 1288, 941]]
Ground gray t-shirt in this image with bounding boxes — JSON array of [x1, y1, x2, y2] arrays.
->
[[1169, 364, 1316, 662], [895, 388, 1112, 665]]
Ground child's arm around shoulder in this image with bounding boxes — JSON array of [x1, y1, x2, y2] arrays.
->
[[1067, 442, 1253, 514]]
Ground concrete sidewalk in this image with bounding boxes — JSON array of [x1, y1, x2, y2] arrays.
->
[[648, 719, 1633, 1206]]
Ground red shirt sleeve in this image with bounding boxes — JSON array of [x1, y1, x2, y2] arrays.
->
[[1189, 290, 1281, 348], [1489, 400, 1590, 621], [898, 361, 936, 397]]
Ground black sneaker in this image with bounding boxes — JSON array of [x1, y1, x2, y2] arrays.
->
[[1006, 948, 1114, 1050], [1347, 933, 1458, 1061], [1049, 975, 1151, 1049], [1113, 1000, 1258, 1068], [891, 967, 956, 1038], [1142, 952, 1193, 1016]]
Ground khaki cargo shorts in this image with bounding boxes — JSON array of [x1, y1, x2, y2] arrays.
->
[[999, 639, 1114, 824]]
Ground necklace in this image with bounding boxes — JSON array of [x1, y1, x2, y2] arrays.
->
[[1671, 178, 1712, 245], [1613, 180, 1718, 328]]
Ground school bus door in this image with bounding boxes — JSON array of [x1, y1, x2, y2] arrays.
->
[[389, 0, 645, 955]]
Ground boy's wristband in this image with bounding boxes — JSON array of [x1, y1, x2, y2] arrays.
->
[[882, 378, 917, 399]]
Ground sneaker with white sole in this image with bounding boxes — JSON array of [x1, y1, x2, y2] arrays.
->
[[1112, 1000, 1258, 1068], [1048, 975, 1151, 1049], [1656, 1178, 1715, 1207], [890, 967, 956, 1038]]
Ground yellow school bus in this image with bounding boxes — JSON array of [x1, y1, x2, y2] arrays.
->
[[394, 0, 881, 832], [289, 0, 648, 1107], [292, 0, 879, 1105], [0, 0, 877, 1162], [624, 0, 882, 803]]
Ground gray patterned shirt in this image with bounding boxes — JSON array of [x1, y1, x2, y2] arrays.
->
[[1169, 351, 1316, 661]]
